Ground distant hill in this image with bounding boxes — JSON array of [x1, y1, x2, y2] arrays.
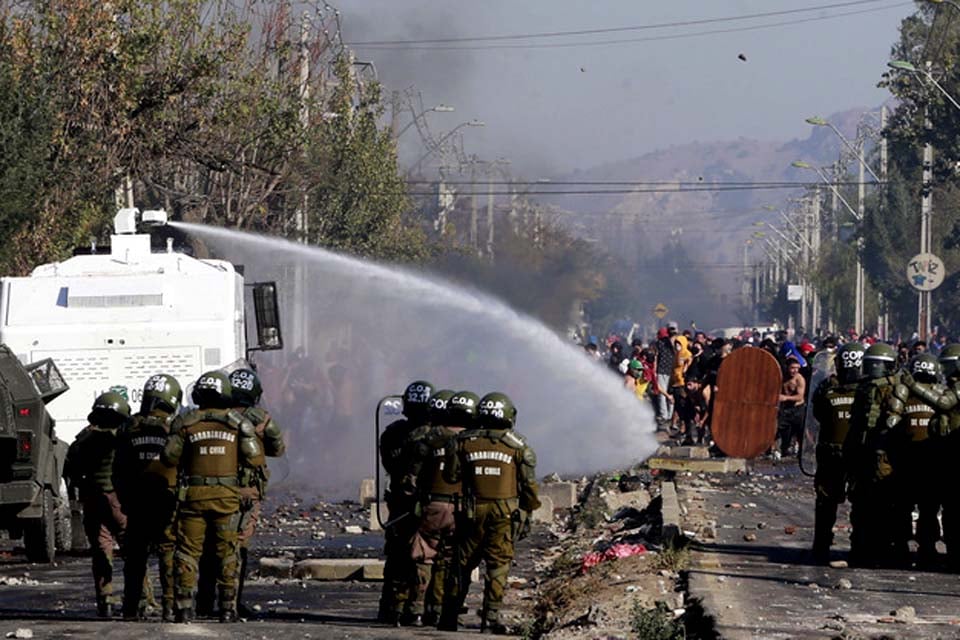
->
[[542, 105, 888, 326]]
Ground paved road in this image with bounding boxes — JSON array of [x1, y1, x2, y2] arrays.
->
[[0, 529, 510, 638], [680, 462, 960, 639]]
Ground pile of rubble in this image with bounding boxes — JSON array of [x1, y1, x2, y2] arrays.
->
[[521, 470, 687, 640]]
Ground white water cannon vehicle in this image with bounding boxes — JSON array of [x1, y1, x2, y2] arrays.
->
[[0, 207, 283, 445]]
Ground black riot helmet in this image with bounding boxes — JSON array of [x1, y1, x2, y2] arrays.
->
[[478, 392, 517, 430], [191, 371, 233, 409], [836, 343, 866, 385], [447, 391, 480, 426], [89, 391, 132, 429], [863, 343, 897, 379], [402, 380, 434, 421], [909, 353, 942, 383], [229, 369, 263, 408], [427, 389, 456, 424], [939, 344, 960, 379], [140, 374, 183, 415]]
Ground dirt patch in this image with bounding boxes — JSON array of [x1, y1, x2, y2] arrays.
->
[[522, 471, 686, 640]]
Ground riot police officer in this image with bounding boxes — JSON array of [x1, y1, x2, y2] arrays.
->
[[195, 367, 286, 618], [231, 368, 285, 614], [441, 392, 541, 634], [846, 342, 900, 567], [162, 371, 262, 623], [113, 374, 183, 621], [378, 380, 434, 626], [902, 343, 960, 569], [406, 389, 463, 627], [889, 353, 944, 566], [811, 342, 864, 563], [64, 391, 131, 617]]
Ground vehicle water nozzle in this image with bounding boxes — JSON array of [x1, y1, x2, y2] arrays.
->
[[141, 209, 169, 228]]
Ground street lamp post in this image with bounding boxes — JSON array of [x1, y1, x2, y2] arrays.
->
[[409, 120, 485, 175], [792, 161, 863, 335], [395, 104, 455, 139], [805, 116, 882, 182]]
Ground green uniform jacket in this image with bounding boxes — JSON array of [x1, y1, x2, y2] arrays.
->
[[64, 424, 120, 499]]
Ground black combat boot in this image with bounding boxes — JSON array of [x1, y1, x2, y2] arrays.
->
[[96, 600, 113, 618], [161, 603, 175, 622], [422, 610, 439, 627], [175, 607, 195, 623], [400, 612, 423, 627], [219, 608, 237, 623]]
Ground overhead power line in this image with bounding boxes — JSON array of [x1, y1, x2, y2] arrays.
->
[[407, 180, 878, 187], [350, 2, 910, 51], [347, 0, 889, 46]]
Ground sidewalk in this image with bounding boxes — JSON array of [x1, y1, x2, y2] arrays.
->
[[677, 462, 960, 639]]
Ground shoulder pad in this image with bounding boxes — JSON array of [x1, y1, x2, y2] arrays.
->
[[408, 425, 432, 441], [500, 430, 525, 449], [225, 409, 245, 429], [893, 383, 910, 403], [245, 406, 269, 424]]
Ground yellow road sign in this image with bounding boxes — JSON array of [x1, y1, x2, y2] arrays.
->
[[653, 303, 669, 319]]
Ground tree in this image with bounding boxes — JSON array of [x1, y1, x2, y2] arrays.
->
[[307, 56, 428, 261]]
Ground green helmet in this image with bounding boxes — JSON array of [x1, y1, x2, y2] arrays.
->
[[89, 391, 132, 428], [863, 343, 897, 379], [478, 392, 517, 429], [910, 352, 942, 383], [191, 371, 232, 409], [939, 344, 960, 378], [402, 380, 434, 421], [427, 389, 456, 423], [836, 342, 866, 384], [141, 374, 182, 415], [229, 368, 263, 408], [448, 390, 480, 425]]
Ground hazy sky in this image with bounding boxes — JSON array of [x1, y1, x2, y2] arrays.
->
[[343, 0, 914, 175]]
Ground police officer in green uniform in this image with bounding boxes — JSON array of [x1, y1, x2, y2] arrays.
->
[[441, 391, 541, 634], [406, 389, 463, 627], [888, 353, 943, 566], [846, 342, 901, 567], [64, 391, 131, 617], [114, 374, 183, 621], [811, 342, 864, 563], [195, 367, 286, 617], [231, 368, 284, 614], [901, 343, 960, 569], [163, 371, 263, 623], [378, 380, 434, 625]]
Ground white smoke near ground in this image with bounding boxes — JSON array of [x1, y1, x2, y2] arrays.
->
[[171, 222, 657, 497]]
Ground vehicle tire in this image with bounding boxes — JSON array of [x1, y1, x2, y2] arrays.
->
[[23, 488, 56, 563], [54, 480, 72, 553]]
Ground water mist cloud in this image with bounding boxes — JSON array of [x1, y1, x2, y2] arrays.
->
[[173, 222, 657, 496]]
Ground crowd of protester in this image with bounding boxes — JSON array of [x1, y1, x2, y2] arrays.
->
[[582, 322, 955, 456]]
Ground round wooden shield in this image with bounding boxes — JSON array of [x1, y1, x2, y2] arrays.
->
[[711, 347, 782, 459]]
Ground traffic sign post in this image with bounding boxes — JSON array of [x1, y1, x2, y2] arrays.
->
[[907, 253, 944, 291], [907, 252, 945, 341]]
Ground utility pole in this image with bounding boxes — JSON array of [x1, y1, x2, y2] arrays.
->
[[920, 61, 934, 340], [486, 172, 495, 261], [855, 137, 866, 336], [469, 159, 479, 252], [812, 188, 821, 333], [880, 105, 889, 338], [800, 201, 810, 334]]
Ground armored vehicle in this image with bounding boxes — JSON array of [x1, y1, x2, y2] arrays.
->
[[0, 345, 71, 562]]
